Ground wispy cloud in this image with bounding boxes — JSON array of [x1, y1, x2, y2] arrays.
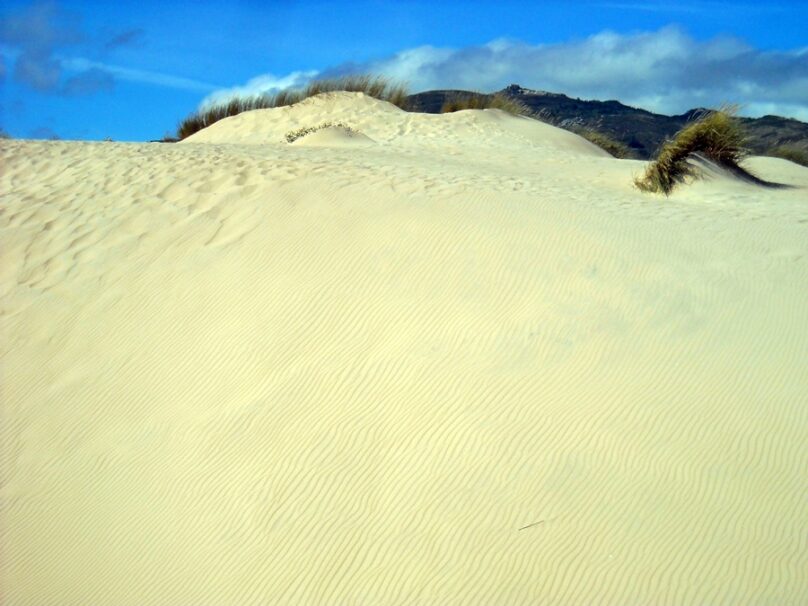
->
[[62, 57, 220, 92]]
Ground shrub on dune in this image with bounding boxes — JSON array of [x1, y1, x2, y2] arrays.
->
[[765, 146, 808, 168], [634, 106, 751, 194], [440, 93, 530, 116], [176, 75, 408, 140]]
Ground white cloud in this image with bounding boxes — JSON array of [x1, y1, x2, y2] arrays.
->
[[359, 45, 455, 87], [202, 26, 808, 120]]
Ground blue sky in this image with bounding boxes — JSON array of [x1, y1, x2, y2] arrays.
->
[[1, 0, 807, 141]]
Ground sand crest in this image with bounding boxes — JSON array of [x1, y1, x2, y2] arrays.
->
[[1, 93, 807, 604]]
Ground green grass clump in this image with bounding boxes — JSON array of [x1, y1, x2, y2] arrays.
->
[[572, 128, 636, 159], [765, 146, 808, 167], [177, 75, 408, 140], [440, 93, 530, 116], [284, 122, 355, 143], [634, 106, 749, 194]]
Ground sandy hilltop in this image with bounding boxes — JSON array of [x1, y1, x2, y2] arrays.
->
[[2, 92, 807, 603]]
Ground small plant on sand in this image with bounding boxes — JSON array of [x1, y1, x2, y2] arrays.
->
[[572, 128, 636, 159], [0, 128, 10, 139], [634, 106, 750, 194], [440, 93, 530, 116], [176, 75, 408, 140], [284, 122, 356, 143], [765, 146, 808, 168]]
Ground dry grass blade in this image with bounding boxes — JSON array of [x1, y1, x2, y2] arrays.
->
[[634, 105, 752, 194]]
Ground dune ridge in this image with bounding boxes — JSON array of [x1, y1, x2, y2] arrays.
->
[[2, 94, 807, 604]]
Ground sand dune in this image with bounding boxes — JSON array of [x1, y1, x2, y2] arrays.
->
[[2, 92, 807, 604]]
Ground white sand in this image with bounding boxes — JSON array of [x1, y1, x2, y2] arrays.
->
[[2, 92, 807, 604]]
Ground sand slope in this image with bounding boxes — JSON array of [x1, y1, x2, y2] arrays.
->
[[2, 93, 808, 604]]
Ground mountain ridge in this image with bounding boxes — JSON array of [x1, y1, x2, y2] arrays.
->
[[405, 84, 808, 159]]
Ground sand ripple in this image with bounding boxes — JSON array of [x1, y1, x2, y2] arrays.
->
[[2, 102, 807, 604]]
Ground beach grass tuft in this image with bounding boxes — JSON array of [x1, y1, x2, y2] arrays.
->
[[634, 106, 750, 194], [177, 75, 408, 140]]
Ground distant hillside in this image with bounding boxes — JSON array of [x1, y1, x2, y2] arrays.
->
[[405, 84, 808, 160]]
